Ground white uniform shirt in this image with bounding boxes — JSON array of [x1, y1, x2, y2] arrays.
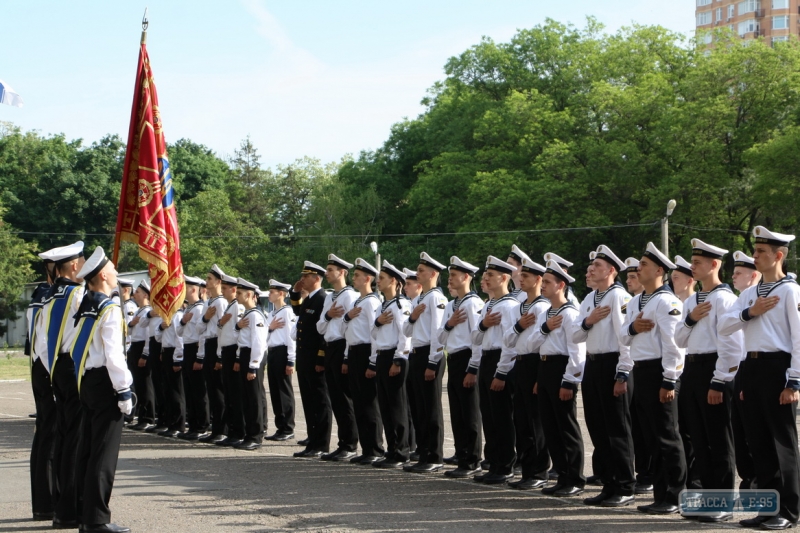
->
[[344, 292, 382, 354], [719, 278, 800, 388], [471, 295, 519, 380], [371, 295, 413, 368], [620, 285, 685, 386], [527, 302, 586, 387], [129, 305, 151, 343], [266, 304, 297, 366], [503, 295, 550, 357], [675, 284, 745, 386], [571, 283, 633, 375], [317, 286, 358, 342], [237, 307, 268, 370], [177, 300, 205, 345], [439, 292, 484, 372], [82, 304, 134, 394], [122, 299, 137, 350], [402, 287, 448, 367], [218, 300, 243, 351], [202, 296, 227, 342], [148, 314, 162, 340], [157, 310, 184, 362]]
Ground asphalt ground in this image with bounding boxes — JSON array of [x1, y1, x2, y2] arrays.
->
[[0, 374, 760, 532]]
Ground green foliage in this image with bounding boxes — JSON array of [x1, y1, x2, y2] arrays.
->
[[0, 200, 36, 337]]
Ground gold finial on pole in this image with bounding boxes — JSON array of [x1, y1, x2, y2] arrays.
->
[[141, 7, 149, 44]]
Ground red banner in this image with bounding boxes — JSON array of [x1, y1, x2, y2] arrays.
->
[[115, 35, 184, 325]]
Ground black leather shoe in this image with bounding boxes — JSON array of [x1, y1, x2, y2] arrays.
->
[[586, 474, 603, 486], [583, 492, 611, 505], [601, 494, 635, 507], [80, 524, 131, 533], [508, 477, 548, 490], [374, 458, 408, 469], [443, 455, 458, 465], [52, 518, 79, 529], [215, 436, 240, 446], [32, 511, 53, 521], [273, 432, 294, 441], [178, 431, 200, 441], [346, 453, 365, 463], [445, 467, 481, 479], [740, 516, 771, 527], [297, 437, 310, 446], [761, 516, 797, 530], [199, 433, 226, 444], [541, 483, 566, 495], [358, 455, 381, 465], [696, 512, 732, 523], [634, 482, 654, 494], [554, 485, 584, 497], [482, 473, 513, 485], [158, 429, 181, 438], [144, 424, 163, 433], [410, 462, 443, 473], [643, 503, 680, 515], [473, 472, 490, 483], [129, 421, 149, 431], [293, 449, 324, 458], [235, 439, 262, 451], [320, 449, 355, 462]]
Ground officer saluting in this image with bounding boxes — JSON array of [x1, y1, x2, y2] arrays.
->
[[720, 226, 800, 530]]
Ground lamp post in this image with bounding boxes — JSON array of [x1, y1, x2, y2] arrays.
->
[[370, 241, 380, 274], [661, 199, 677, 257]]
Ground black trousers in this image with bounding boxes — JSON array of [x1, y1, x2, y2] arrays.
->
[[266, 346, 295, 434], [128, 341, 155, 423], [160, 347, 185, 432], [296, 350, 332, 452], [347, 344, 384, 457], [148, 337, 165, 424], [221, 344, 245, 440], [376, 351, 410, 462], [325, 339, 358, 452], [77, 368, 123, 526], [679, 354, 735, 490], [629, 373, 653, 484], [447, 349, 482, 470], [678, 376, 700, 489], [632, 359, 687, 506], [239, 348, 265, 441], [478, 350, 516, 475], [52, 352, 83, 522], [182, 342, 210, 432], [741, 353, 800, 522], [405, 371, 417, 454], [408, 347, 445, 464], [538, 355, 585, 487], [513, 354, 550, 479], [732, 364, 755, 485], [203, 338, 227, 436], [582, 353, 635, 496], [30, 358, 56, 515]]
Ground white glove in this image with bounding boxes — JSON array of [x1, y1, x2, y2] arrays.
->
[[118, 399, 133, 415]]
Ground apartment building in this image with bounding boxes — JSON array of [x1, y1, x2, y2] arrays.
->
[[695, 0, 796, 45]]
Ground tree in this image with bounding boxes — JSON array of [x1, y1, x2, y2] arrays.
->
[[0, 201, 36, 339]]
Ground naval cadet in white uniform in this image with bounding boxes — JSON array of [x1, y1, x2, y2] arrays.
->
[[264, 279, 297, 441]]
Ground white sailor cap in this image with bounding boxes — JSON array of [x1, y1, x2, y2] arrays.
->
[[753, 225, 796, 247], [269, 279, 292, 291], [418, 252, 445, 272], [691, 238, 728, 259], [300, 260, 326, 276], [354, 258, 378, 276], [199, 280, 206, 288], [733, 251, 756, 270], [543, 252, 573, 269], [209, 264, 226, 280], [589, 251, 597, 261], [256, 289, 268, 298], [77, 247, 110, 282], [327, 254, 353, 270], [449, 256, 479, 275], [642, 242, 677, 271], [138, 279, 151, 294], [520, 257, 546, 276], [594, 245, 625, 271], [485, 255, 517, 275], [624, 257, 640, 273], [381, 260, 406, 281], [118, 278, 135, 288], [545, 260, 575, 284], [402, 268, 418, 281], [673, 255, 693, 277], [184, 275, 204, 286], [508, 244, 530, 263], [39, 241, 84, 266], [236, 278, 259, 292], [220, 272, 238, 285]]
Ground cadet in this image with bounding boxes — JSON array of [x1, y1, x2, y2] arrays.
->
[[314, 255, 359, 461], [342, 258, 384, 464], [572, 246, 635, 507], [233, 278, 268, 450], [369, 261, 413, 468], [674, 239, 742, 523], [719, 226, 800, 530], [403, 252, 448, 473], [671, 255, 696, 303], [471, 256, 520, 484], [145, 300, 165, 431], [157, 304, 185, 438], [625, 258, 644, 296], [503, 256, 551, 490], [127, 281, 155, 431], [263, 280, 297, 441], [199, 265, 229, 444], [438, 256, 483, 478], [217, 272, 245, 446], [402, 267, 421, 459], [177, 275, 210, 440], [116, 278, 136, 353], [508, 244, 530, 302], [620, 243, 687, 515], [543, 253, 580, 306]]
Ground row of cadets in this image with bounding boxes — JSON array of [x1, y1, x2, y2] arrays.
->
[[720, 226, 800, 530], [341, 259, 384, 463], [471, 256, 521, 484], [316, 254, 359, 461], [155, 295, 185, 438], [114, 278, 136, 355], [34, 241, 86, 528], [527, 260, 586, 496], [401, 267, 421, 459], [199, 264, 228, 444], [177, 275, 210, 439], [673, 239, 743, 523], [290, 261, 331, 458], [439, 256, 484, 478], [233, 278, 268, 450], [403, 252, 448, 473], [71, 247, 134, 533], [503, 255, 552, 489], [369, 261, 413, 468], [28, 253, 55, 521], [620, 242, 687, 515], [217, 271, 245, 446], [264, 279, 297, 442], [573, 246, 636, 506], [127, 280, 155, 430]]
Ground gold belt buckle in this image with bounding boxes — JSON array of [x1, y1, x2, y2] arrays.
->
[[749, 351, 759, 359], [541, 355, 547, 361]]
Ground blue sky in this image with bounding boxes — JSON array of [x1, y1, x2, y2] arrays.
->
[[0, 1, 695, 168]]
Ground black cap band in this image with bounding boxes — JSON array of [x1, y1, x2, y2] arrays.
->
[[84, 257, 109, 283]]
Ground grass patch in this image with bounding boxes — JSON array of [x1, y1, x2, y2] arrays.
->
[[0, 351, 30, 381]]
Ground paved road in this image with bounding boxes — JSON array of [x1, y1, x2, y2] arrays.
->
[[0, 377, 746, 532]]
